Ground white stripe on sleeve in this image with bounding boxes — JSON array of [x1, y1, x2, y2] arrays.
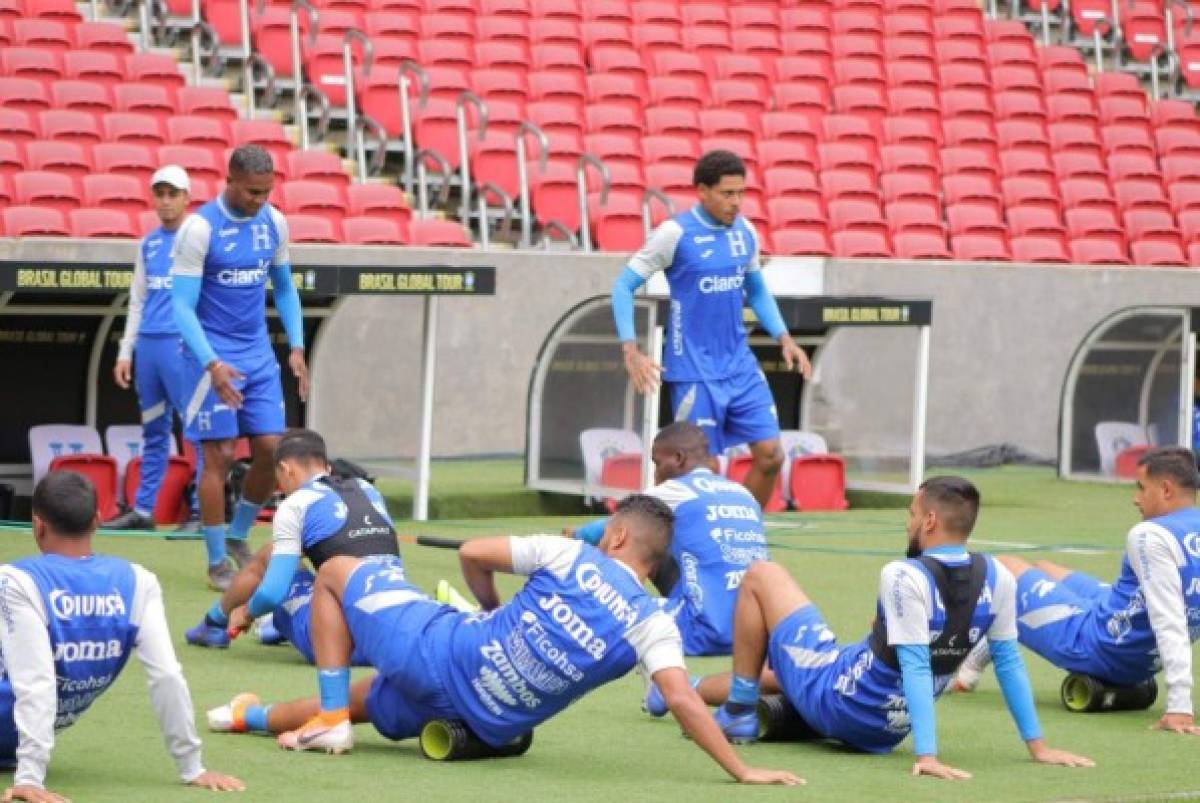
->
[[1127, 523, 1193, 715]]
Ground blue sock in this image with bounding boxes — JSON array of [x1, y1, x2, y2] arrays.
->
[[204, 601, 228, 628], [726, 674, 760, 714], [244, 704, 272, 733], [228, 497, 262, 541], [203, 525, 226, 566], [318, 667, 350, 712]]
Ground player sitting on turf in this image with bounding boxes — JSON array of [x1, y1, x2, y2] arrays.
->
[[0, 472, 243, 802], [574, 422, 770, 660], [184, 428, 400, 661], [953, 447, 1200, 735], [208, 495, 803, 786], [700, 476, 1094, 780]]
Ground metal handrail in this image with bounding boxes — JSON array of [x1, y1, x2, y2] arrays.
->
[[290, 0, 319, 147], [538, 220, 578, 249], [298, 82, 331, 145], [139, 0, 152, 50], [1148, 43, 1166, 97], [641, 188, 674, 238], [515, 120, 550, 248], [248, 53, 277, 109], [343, 29, 374, 181], [479, 181, 515, 243], [576, 154, 610, 253], [399, 60, 431, 196], [476, 185, 491, 249], [415, 148, 452, 217], [239, 0, 254, 114], [455, 91, 489, 224], [355, 114, 388, 179], [191, 0, 201, 81]]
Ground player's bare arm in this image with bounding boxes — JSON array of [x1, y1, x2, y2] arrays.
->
[[458, 536, 514, 611], [622, 341, 662, 395]]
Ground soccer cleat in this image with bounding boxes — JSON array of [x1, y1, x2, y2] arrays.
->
[[284, 715, 353, 755], [101, 509, 156, 531], [436, 579, 480, 613], [715, 704, 760, 744], [207, 692, 261, 733], [254, 614, 286, 645], [207, 559, 236, 591], [226, 538, 254, 569], [186, 619, 231, 649], [642, 681, 669, 718]]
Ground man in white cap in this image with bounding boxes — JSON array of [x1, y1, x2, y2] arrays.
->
[[105, 166, 205, 538]]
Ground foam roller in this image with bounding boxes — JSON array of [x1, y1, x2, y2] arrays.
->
[[419, 719, 534, 760], [1060, 674, 1158, 713]]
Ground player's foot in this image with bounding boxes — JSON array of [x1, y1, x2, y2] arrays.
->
[[282, 714, 353, 755], [175, 514, 202, 533], [715, 704, 760, 744], [254, 614, 286, 645], [642, 681, 669, 718], [435, 579, 480, 613], [101, 509, 156, 531], [207, 693, 261, 733], [185, 619, 231, 649], [207, 559, 236, 591], [226, 538, 253, 569]]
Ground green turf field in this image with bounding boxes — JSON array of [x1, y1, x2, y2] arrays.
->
[[1, 466, 1197, 802]]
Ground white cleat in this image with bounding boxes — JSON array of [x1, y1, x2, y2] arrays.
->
[[207, 692, 261, 733], [284, 717, 353, 755]]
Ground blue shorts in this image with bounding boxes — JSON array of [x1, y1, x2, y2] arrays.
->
[[0, 692, 15, 770], [668, 368, 779, 454], [673, 605, 732, 656], [181, 347, 285, 442], [341, 557, 461, 741], [272, 571, 370, 666], [769, 605, 906, 754]]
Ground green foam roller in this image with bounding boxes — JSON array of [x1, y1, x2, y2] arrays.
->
[[1060, 674, 1158, 713], [419, 719, 534, 761]]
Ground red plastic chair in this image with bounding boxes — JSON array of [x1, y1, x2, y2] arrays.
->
[[788, 456, 849, 512], [599, 451, 642, 512], [123, 456, 192, 524], [1115, 445, 1154, 478], [51, 455, 120, 520], [725, 455, 785, 512]]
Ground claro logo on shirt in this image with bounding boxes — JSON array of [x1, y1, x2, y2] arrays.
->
[[217, 266, 269, 286], [697, 274, 745, 294], [48, 590, 126, 621], [145, 275, 172, 290]]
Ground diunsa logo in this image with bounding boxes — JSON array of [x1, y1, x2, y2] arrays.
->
[[48, 590, 126, 621]]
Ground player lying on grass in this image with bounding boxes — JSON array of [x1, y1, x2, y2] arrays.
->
[[184, 429, 400, 663], [0, 472, 242, 803], [954, 447, 1200, 735], [572, 422, 771, 657], [698, 476, 1093, 780], [208, 495, 802, 785]]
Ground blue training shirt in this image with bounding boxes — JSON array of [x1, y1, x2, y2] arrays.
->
[[171, 197, 290, 359], [628, 206, 762, 383], [433, 537, 686, 746], [116, 227, 179, 361]]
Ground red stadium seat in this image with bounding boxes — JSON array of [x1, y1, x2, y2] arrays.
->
[[1054, 151, 1108, 181], [286, 213, 340, 243], [82, 173, 148, 216], [1114, 178, 1170, 211], [886, 199, 945, 234], [947, 202, 1007, 235], [280, 180, 347, 224], [0, 76, 50, 110], [1169, 183, 1200, 214], [49, 455, 119, 519], [1008, 205, 1067, 237], [1061, 177, 1118, 211], [25, 140, 91, 178], [1011, 235, 1070, 262], [409, 218, 473, 247], [125, 53, 185, 89], [1150, 100, 1200, 134], [829, 199, 887, 234], [63, 50, 123, 87], [74, 21, 134, 54], [1124, 209, 1183, 244], [157, 144, 221, 183], [1066, 206, 1126, 246], [342, 215, 408, 244], [122, 456, 191, 524], [69, 208, 136, 238], [1130, 240, 1187, 266], [1002, 176, 1061, 211], [50, 80, 113, 113], [894, 231, 952, 258], [39, 108, 102, 145], [1, 205, 69, 236], [882, 171, 940, 204], [771, 228, 833, 256], [952, 233, 1012, 261], [2, 47, 63, 81], [176, 87, 237, 121], [114, 83, 175, 120], [832, 230, 893, 257], [287, 150, 350, 186], [102, 112, 164, 145], [999, 149, 1053, 179], [1070, 237, 1131, 264], [0, 107, 36, 141], [642, 134, 698, 165], [230, 120, 294, 167], [1046, 94, 1099, 127], [768, 197, 827, 230], [93, 142, 156, 182], [13, 19, 72, 51]]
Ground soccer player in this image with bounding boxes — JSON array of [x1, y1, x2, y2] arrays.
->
[[208, 496, 802, 786], [954, 447, 1200, 735], [105, 165, 202, 532], [183, 428, 400, 661], [702, 477, 1093, 780], [612, 149, 812, 509], [0, 472, 243, 802], [172, 144, 309, 591], [573, 422, 770, 657]]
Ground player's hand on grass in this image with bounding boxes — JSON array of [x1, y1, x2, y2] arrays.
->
[[1027, 742, 1095, 768], [288, 348, 309, 402], [207, 361, 245, 408], [622, 342, 662, 394], [779, 335, 813, 380], [911, 756, 972, 780], [736, 767, 805, 786], [187, 771, 245, 792], [113, 359, 132, 390], [2, 785, 69, 803], [226, 605, 253, 636], [1152, 713, 1200, 735]]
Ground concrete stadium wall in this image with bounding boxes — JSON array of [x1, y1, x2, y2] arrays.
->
[[4, 237, 1200, 462]]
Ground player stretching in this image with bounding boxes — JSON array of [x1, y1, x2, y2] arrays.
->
[[106, 165, 202, 532], [0, 472, 242, 802], [701, 477, 1093, 780], [172, 145, 309, 591], [184, 428, 400, 661], [954, 447, 1200, 735], [612, 149, 812, 508], [209, 496, 802, 786], [573, 422, 770, 657]]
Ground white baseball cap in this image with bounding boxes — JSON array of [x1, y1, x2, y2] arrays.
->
[[150, 164, 191, 192]]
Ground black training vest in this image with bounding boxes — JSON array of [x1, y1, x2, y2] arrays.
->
[[304, 476, 400, 569], [868, 553, 988, 675]]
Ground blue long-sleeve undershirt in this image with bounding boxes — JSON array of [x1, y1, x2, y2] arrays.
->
[[269, 262, 305, 351], [575, 518, 608, 546], [897, 644, 938, 756], [612, 267, 645, 343], [171, 273, 217, 367], [743, 270, 787, 339], [247, 552, 301, 619], [991, 638, 1043, 742]]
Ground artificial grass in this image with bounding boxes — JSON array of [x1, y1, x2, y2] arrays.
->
[[0, 465, 1196, 802]]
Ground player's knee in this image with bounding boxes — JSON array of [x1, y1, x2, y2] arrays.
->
[[203, 439, 237, 472], [743, 560, 789, 593], [752, 442, 784, 474], [250, 434, 280, 464], [996, 554, 1032, 576]]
